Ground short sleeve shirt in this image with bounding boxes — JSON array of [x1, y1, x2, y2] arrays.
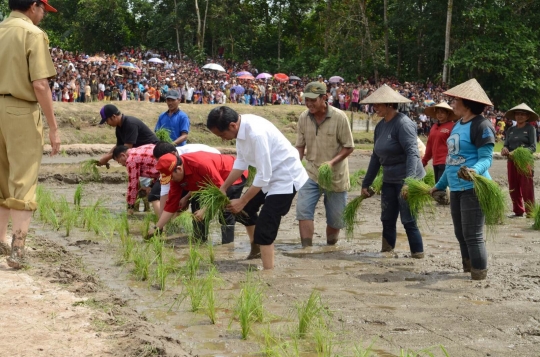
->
[[116, 115, 159, 147], [296, 105, 355, 191], [0, 12, 56, 101]]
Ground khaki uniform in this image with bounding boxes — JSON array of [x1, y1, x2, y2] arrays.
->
[[296, 105, 355, 192], [0, 12, 56, 210]]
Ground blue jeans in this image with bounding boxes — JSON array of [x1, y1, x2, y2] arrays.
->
[[296, 178, 347, 229], [450, 189, 487, 270], [380, 182, 424, 253]]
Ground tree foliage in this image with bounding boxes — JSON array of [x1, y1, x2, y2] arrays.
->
[[6, 0, 536, 108]]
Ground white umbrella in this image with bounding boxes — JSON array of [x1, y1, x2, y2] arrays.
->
[[202, 63, 226, 72], [148, 58, 164, 64]]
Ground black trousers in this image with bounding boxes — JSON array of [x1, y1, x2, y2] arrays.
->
[[433, 164, 446, 183]]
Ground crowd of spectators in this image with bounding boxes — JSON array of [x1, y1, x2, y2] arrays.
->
[[48, 47, 538, 141]]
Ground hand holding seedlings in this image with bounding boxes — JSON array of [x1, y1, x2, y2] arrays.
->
[[501, 147, 510, 157], [227, 198, 246, 214], [193, 209, 205, 221], [361, 187, 372, 198], [401, 185, 409, 199], [457, 166, 475, 181]]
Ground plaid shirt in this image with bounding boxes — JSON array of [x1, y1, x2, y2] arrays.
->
[[125, 144, 159, 205]]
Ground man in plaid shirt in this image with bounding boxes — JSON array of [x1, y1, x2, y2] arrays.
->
[[112, 144, 160, 215]]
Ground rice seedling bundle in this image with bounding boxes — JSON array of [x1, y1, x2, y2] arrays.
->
[[349, 168, 366, 191], [343, 188, 374, 237], [371, 167, 383, 194], [317, 163, 333, 192], [423, 168, 436, 187], [403, 177, 435, 220], [80, 159, 101, 181], [155, 128, 173, 143], [191, 181, 230, 224], [171, 211, 195, 237], [246, 166, 257, 186], [469, 172, 506, 230], [510, 147, 534, 177]]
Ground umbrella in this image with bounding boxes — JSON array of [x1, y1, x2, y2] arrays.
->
[[238, 74, 255, 80], [119, 62, 138, 69], [289, 75, 301, 81], [424, 99, 435, 106], [329, 76, 344, 83], [202, 63, 226, 72], [87, 56, 105, 62], [236, 71, 252, 76], [231, 85, 245, 95], [148, 58, 164, 64], [274, 73, 289, 82], [256, 73, 272, 79]]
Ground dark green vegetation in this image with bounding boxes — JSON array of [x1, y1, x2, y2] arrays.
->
[[1, 1, 538, 108]]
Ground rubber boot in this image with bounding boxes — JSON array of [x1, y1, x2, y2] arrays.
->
[[462, 258, 471, 273], [221, 225, 235, 244], [246, 243, 261, 260], [301, 238, 312, 247], [381, 237, 394, 252], [471, 268, 488, 280], [7, 231, 27, 270]]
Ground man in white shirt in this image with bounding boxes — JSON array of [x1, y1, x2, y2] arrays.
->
[[207, 106, 308, 269]]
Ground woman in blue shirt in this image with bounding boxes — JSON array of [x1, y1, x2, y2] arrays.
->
[[430, 79, 495, 281]]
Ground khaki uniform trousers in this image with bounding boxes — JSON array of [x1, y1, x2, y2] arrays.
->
[[0, 95, 43, 211]]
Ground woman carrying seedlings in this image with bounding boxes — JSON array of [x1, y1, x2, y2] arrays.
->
[[360, 85, 426, 259], [422, 102, 458, 182], [501, 103, 537, 218], [430, 79, 495, 280]]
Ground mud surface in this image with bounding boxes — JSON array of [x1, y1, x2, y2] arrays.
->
[[2, 151, 540, 356]]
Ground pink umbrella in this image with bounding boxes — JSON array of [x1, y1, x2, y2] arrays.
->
[[238, 74, 255, 80], [236, 71, 252, 76], [256, 73, 272, 79]]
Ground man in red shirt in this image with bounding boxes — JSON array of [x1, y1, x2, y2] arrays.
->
[[112, 144, 160, 215], [150, 152, 248, 244]]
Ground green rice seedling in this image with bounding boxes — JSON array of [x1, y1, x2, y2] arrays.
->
[[154, 254, 178, 291], [184, 241, 202, 281], [62, 209, 79, 237], [73, 183, 83, 208], [140, 212, 154, 240], [155, 128, 173, 143], [232, 271, 265, 339], [510, 147, 534, 177], [36, 186, 54, 222], [204, 266, 221, 324], [296, 290, 329, 338], [183, 276, 207, 312], [312, 320, 335, 357], [403, 177, 436, 220], [423, 168, 436, 187], [206, 239, 215, 265], [317, 163, 333, 192], [527, 202, 540, 230], [45, 206, 60, 230], [132, 244, 153, 281], [191, 181, 230, 224], [352, 341, 375, 357], [117, 212, 130, 239], [171, 211, 195, 237], [149, 235, 164, 264], [120, 232, 136, 262], [469, 172, 507, 234], [80, 159, 101, 181], [343, 188, 374, 237], [371, 167, 383, 194], [246, 165, 257, 186], [259, 324, 293, 357], [349, 168, 366, 191]]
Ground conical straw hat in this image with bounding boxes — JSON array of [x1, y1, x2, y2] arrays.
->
[[505, 103, 539, 122], [424, 101, 459, 122], [360, 84, 412, 104], [443, 78, 492, 106]]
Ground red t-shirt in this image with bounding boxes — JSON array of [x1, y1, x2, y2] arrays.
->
[[422, 121, 454, 166], [164, 152, 247, 213]]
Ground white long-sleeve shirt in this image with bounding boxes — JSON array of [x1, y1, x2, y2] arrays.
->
[[233, 115, 308, 195]]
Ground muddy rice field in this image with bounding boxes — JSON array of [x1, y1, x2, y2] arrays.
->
[[2, 150, 540, 357]]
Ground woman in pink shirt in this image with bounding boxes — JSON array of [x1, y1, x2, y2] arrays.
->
[[351, 85, 360, 112]]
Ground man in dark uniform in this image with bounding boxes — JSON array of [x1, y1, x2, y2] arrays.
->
[[0, 0, 61, 269], [97, 104, 159, 167]]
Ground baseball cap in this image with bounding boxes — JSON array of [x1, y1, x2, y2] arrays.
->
[[39, 0, 57, 12], [303, 82, 327, 99], [99, 104, 120, 124], [166, 89, 180, 100], [156, 153, 180, 185]]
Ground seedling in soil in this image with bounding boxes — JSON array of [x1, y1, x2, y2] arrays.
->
[[154, 253, 178, 291], [62, 209, 79, 237], [80, 159, 102, 181], [171, 211, 195, 237], [317, 163, 333, 192], [352, 341, 375, 357], [120, 232, 136, 263], [73, 183, 83, 208], [183, 241, 202, 281], [296, 290, 329, 338], [232, 271, 265, 339], [132, 244, 153, 281], [183, 275, 207, 312], [149, 235, 164, 264], [312, 320, 335, 357], [204, 266, 221, 324]]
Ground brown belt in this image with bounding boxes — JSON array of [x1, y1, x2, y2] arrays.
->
[[0, 94, 12, 97]]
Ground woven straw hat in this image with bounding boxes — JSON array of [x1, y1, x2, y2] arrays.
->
[[505, 103, 539, 122], [443, 78, 493, 106], [360, 84, 412, 104], [424, 101, 459, 122]]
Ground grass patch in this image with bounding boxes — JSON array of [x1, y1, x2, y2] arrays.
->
[[317, 163, 333, 192], [510, 147, 534, 177]]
